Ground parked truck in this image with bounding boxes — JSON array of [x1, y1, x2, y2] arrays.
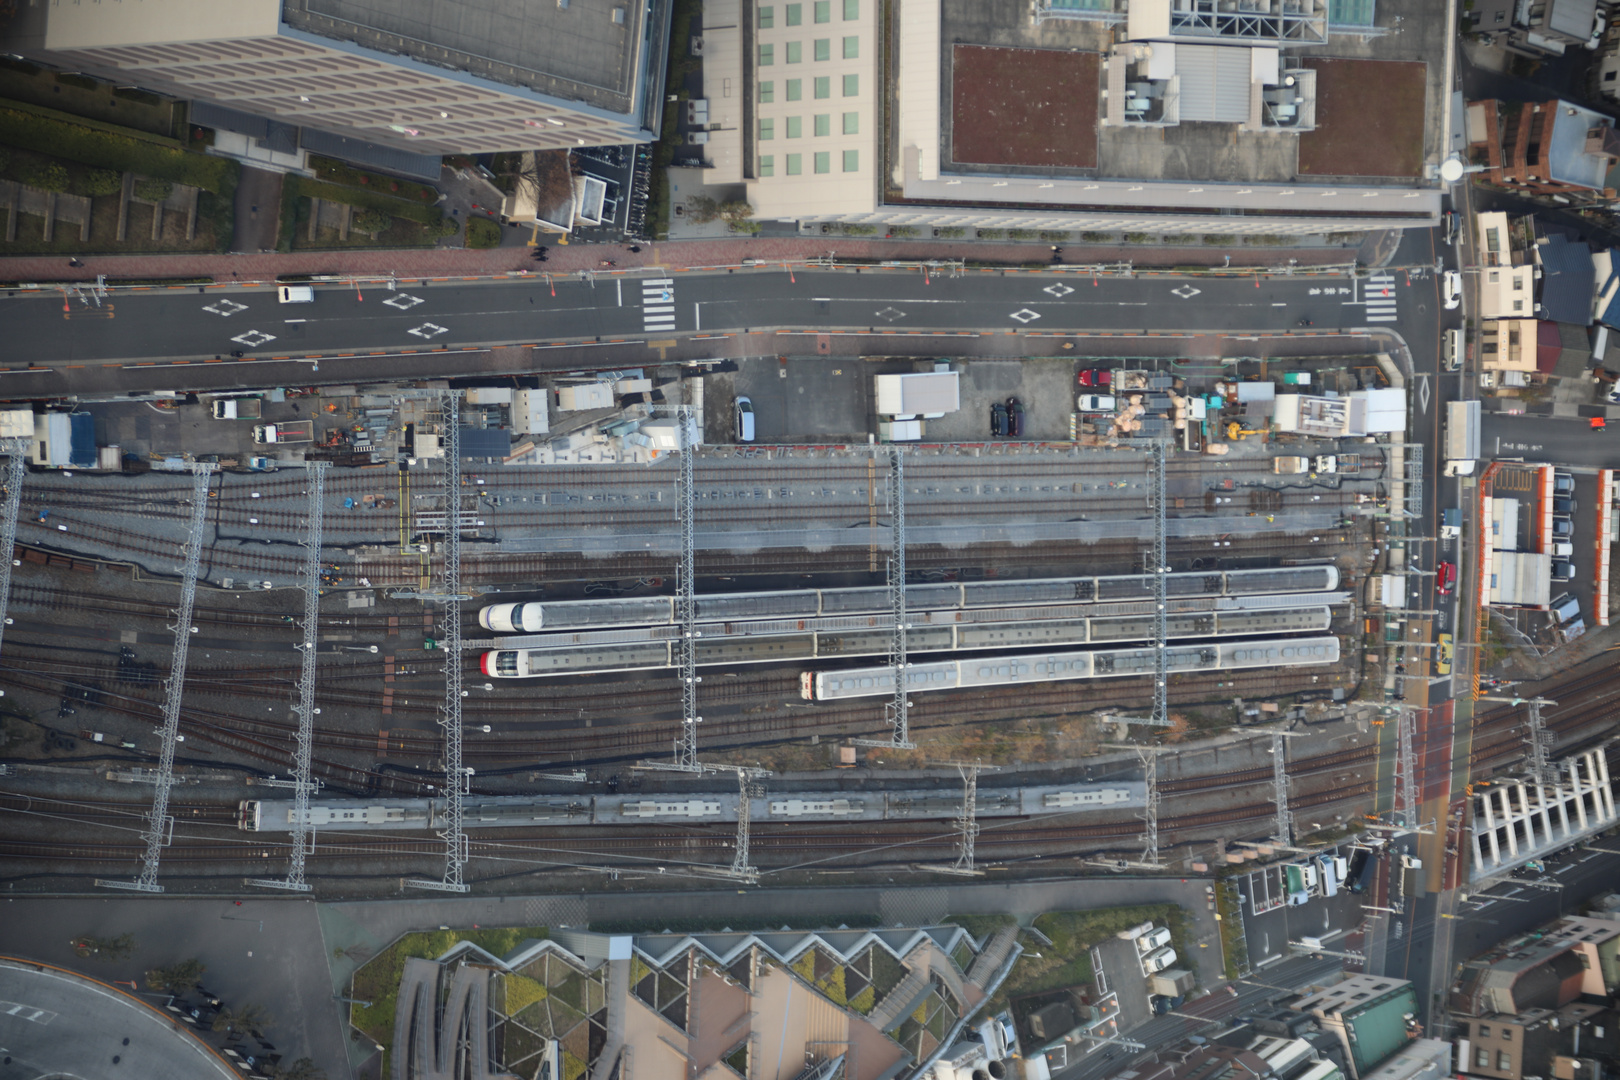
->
[[211, 397, 262, 420], [1444, 400, 1480, 476], [1274, 456, 1310, 475], [253, 421, 313, 444], [1315, 454, 1360, 474], [1441, 508, 1462, 540]]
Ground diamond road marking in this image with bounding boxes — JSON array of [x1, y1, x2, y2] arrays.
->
[[408, 322, 449, 339], [875, 306, 907, 322], [1043, 283, 1075, 298], [1416, 374, 1431, 415], [204, 299, 248, 317], [1009, 308, 1041, 324], [1171, 285, 1202, 299], [383, 293, 425, 310], [230, 330, 276, 347]]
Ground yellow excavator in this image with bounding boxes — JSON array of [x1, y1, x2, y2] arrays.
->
[[1226, 421, 1263, 441]]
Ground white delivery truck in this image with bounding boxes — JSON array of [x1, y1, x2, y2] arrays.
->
[[1444, 400, 1480, 477]]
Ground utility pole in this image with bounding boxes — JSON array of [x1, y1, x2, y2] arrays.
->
[[97, 463, 216, 893], [407, 394, 473, 894], [1271, 731, 1294, 846], [857, 446, 913, 749], [251, 462, 328, 892]]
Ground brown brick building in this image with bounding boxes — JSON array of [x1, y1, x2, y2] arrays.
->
[[1466, 98, 1620, 203]]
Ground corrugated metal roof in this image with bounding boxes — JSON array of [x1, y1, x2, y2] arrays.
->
[[1176, 45, 1250, 124], [1536, 234, 1595, 325]]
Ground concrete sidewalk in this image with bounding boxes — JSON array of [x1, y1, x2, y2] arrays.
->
[[2, 235, 1360, 288]]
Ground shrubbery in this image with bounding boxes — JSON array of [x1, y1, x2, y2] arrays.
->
[[0, 106, 235, 193], [466, 216, 502, 247], [134, 177, 174, 202]]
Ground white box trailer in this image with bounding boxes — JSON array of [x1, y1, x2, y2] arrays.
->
[[875, 372, 959, 417], [1445, 400, 1480, 476]]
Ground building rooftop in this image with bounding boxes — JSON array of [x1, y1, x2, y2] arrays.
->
[[1547, 102, 1615, 189], [1535, 234, 1596, 324], [284, 0, 648, 113]]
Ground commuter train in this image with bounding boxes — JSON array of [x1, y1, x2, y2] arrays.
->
[[800, 635, 1341, 700], [477, 566, 1340, 632], [480, 605, 1335, 678], [236, 781, 1146, 832]]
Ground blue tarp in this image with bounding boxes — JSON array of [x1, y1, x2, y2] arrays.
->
[[67, 412, 95, 469]]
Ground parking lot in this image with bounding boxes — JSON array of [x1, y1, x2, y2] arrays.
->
[[1483, 463, 1605, 655], [1237, 846, 1370, 969]]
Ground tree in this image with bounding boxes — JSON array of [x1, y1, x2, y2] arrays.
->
[[74, 932, 136, 960], [352, 208, 393, 234], [23, 160, 69, 192], [685, 195, 720, 223], [271, 1058, 327, 1080], [212, 1001, 271, 1033], [146, 958, 205, 992], [718, 200, 755, 226]]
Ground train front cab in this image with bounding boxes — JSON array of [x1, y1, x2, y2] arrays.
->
[[237, 800, 262, 831], [481, 651, 523, 678]]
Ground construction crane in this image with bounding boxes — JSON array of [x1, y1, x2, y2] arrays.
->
[[250, 462, 329, 892], [96, 463, 216, 893]]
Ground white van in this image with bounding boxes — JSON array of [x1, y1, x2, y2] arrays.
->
[[1445, 328, 1463, 371], [1136, 927, 1172, 954], [1142, 947, 1177, 974], [1316, 854, 1339, 897], [278, 284, 314, 304]]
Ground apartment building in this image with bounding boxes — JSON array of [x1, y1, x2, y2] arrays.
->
[[1475, 213, 1538, 319], [1, 0, 671, 156], [1464, 99, 1620, 204]]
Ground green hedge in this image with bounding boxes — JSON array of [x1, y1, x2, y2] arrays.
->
[[0, 106, 234, 193], [307, 155, 439, 203]]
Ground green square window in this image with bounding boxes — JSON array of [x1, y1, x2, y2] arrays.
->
[[842, 111, 859, 134], [758, 118, 775, 140], [785, 78, 802, 101], [814, 151, 830, 173], [759, 155, 775, 177], [814, 38, 830, 61], [758, 5, 775, 27], [843, 0, 858, 17], [842, 73, 858, 96], [759, 81, 775, 103], [759, 43, 774, 65], [786, 116, 802, 138], [814, 0, 831, 21], [813, 114, 830, 136], [785, 2, 802, 24], [785, 40, 802, 63], [786, 153, 802, 175], [842, 36, 859, 58], [842, 149, 858, 172], [813, 76, 830, 99]]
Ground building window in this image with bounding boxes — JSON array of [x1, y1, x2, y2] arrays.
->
[[1498, 1052, 1512, 1071], [1487, 270, 1499, 282], [786, 116, 802, 138], [786, 41, 802, 63], [843, 73, 858, 96], [815, 38, 831, 61], [1513, 300, 1524, 311], [785, 2, 802, 24], [843, 0, 858, 17], [1500, 1028, 1512, 1041], [843, 111, 859, 133], [1608, 70, 1618, 82], [843, 36, 859, 58], [1512, 276, 1523, 290], [759, 81, 775, 103], [1476, 1049, 1489, 1069], [759, 43, 774, 65], [759, 118, 775, 140], [815, 0, 831, 21], [843, 149, 858, 171], [759, 155, 775, 177], [759, 6, 775, 27], [814, 151, 830, 173], [786, 78, 802, 100], [814, 113, 830, 136], [814, 76, 830, 98], [786, 153, 802, 175]]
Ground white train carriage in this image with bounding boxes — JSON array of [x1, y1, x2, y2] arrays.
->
[[473, 568, 1342, 636], [802, 635, 1339, 700]]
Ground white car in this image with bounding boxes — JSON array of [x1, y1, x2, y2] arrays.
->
[[1077, 394, 1117, 412], [1443, 271, 1462, 310]]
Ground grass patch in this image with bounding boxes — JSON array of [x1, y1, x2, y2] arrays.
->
[[280, 191, 451, 251], [0, 149, 229, 253], [1214, 878, 1249, 979], [590, 913, 878, 935], [467, 216, 502, 248], [948, 914, 1017, 940], [980, 905, 1188, 1018], [0, 103, 233, 192], [307, 155, 439, 203]]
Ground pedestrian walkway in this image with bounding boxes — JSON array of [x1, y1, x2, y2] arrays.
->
[[641, 277, 676, 332], [1364, 272, 1399, 323], [0, 235, 1360, 289]]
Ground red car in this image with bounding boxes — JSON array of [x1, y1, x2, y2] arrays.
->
[[1436, 561, 1457, 595], [1078, 368, 1112, 388]]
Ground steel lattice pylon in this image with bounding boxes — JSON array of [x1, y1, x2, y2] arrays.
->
[[954, 763, 982, 872], [97, 463, 216, 894], [1395, 706, 1418, 830], [250, 462, 328, 892], [1143, 441, 1169, 865], [728, 767, 769, 883], [0, 440, 27, 661], [1271, 731, 1294, 846], [676, 406, 700, 770], [407, 395, 471, 893], [1523, 699, 1557, 786], [856, 448, 912, 749]]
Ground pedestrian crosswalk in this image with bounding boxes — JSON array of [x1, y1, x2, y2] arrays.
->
[[642, 277, 675, 332], [1364, 272, 1398, 323]]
